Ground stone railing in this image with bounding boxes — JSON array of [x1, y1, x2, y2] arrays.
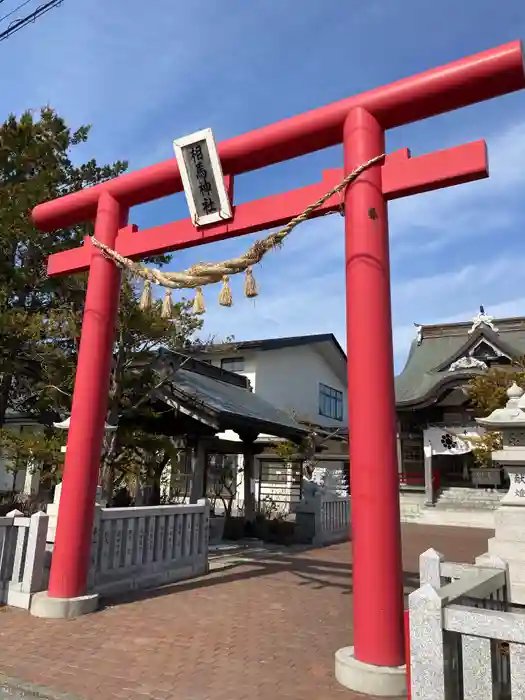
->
[[408, 547, 521, 699], [87, 499, 210, 596], [47, 482, 106, 544], [0, 510, 48, 609], [320, 494, 350, 542], [294, 483, 350, 546]]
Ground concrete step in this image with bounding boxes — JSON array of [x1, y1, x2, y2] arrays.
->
[[399, 492, 426, 505], [399, 492, 425, 522], [435, 500, 501, 511], [435, 487, 503, 511], [417, 507, 495, 529], [438, 487, 502, 499], [400, 514, 421, 523], [399, 488, 502, 527]]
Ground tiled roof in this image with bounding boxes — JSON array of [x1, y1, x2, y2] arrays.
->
[[155, 362, 308, 442], [185, 333, 347, 361], [395, 317, 525, 408]]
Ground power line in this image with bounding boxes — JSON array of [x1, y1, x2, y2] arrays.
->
[[0, 0, 34, 24], [0, 0, 63, 43]]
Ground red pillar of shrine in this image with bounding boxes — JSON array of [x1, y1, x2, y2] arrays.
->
[[47, 192, 127, 601], [342, 108, 405, 667]]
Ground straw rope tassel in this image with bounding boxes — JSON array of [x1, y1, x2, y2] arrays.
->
[[218, 275, 233, 307], [244, 267, 258, 298], [139, 280, 152, 310], [161, 289, 174, 318], [193, 287, 206, 314]]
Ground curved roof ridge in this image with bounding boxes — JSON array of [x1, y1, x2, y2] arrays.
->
[[395, 318, 525, 409]]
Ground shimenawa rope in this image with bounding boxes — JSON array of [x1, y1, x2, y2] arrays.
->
[[91, 153, 385, 316]]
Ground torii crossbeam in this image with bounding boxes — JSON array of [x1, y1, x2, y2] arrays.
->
[[32, 40, 524, 697], [47, 141, 487, 275]]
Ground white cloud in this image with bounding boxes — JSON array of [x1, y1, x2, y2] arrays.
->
[[393, 257, 517, 312], [199, 253, 525, 367], [388, 119, 525, 255], [391, 257, 525, 368]]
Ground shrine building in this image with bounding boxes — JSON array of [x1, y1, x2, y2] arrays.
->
[[395, 308, 525, 509]]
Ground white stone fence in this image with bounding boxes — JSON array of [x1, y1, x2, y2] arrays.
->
[[87, 499, 210, 596], [294, 486, 350, 546], [408, 547, 525, 699], [0, 510, 48, 609]]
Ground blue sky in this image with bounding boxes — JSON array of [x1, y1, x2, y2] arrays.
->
[[3, 0, 525, 371]]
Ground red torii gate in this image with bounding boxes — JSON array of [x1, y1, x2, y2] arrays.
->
[[33, 41, 524, 696]]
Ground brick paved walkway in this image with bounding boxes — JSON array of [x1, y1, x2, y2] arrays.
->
[[0, 524, 491, 700]]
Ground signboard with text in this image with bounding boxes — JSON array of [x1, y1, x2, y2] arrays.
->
[[173, 127, 233, 227]]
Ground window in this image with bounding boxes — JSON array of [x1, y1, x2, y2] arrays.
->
[[319, 383, 343, 421], [221, 357, 244, 372], [206, 453, 238, 497], [402, 443, 424, 464], [442, 412, 465, 426], [291, 462, 302, 485], [400, 437, 424, 486], [260, 461, 290, 483], [170, 450, 193, 498]]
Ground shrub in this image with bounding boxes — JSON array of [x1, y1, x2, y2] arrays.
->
[[223, 515, 246, 540], [0, 493, 51, 516], [221, 513, 296, 545]]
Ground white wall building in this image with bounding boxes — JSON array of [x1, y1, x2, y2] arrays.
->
[[186, 333, 349, 512], [191, 333, 348, 427]]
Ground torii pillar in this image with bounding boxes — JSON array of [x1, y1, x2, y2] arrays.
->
[[30, 41, 525, 697]]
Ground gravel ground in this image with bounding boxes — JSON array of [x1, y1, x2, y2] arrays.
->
[[0, 684, 47, 699], [0, 678, 83, 700]]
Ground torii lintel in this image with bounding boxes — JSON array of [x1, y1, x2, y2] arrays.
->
[[47, 139, 487, 277], [33, 41, 521, 233]]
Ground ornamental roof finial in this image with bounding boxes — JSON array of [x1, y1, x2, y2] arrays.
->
[[468, 306, 498, 335]]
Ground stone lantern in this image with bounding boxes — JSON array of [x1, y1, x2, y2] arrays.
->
[[475, 382, 525, 603], [46, 416, 116, 544]]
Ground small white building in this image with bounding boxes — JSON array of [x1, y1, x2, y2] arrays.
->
[[186, 333, 349, 512]]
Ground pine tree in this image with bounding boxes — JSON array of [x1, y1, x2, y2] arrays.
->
[[0, 107, 203, 499], [0, 107, 128, 426]]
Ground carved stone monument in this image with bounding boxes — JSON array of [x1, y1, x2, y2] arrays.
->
[[475, 382, 525, 603], [47, 416, 112, 544]]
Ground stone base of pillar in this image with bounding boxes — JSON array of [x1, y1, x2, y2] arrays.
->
[[30, 591, 99, 619], [335, 646, 407, 697], [476, 506, 525, 605]]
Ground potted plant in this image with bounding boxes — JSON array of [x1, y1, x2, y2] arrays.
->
[[208, 505, 227, 544], [207, 454, 240, 544], [466, 431, 503, 487]]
